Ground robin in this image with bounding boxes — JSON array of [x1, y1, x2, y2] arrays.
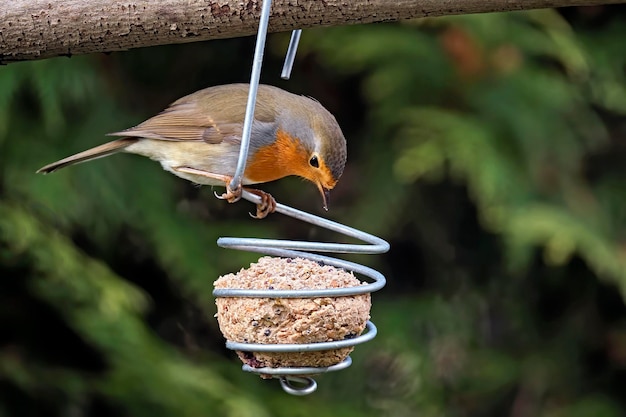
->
[[37, 84, 347, 218]]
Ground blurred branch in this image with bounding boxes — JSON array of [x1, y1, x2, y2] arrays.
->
[[0, 0, 621, 64]]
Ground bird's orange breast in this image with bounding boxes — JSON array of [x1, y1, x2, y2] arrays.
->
[[245, 129, 310, 184]]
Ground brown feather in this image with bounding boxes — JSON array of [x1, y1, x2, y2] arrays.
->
[[107, 84, 279, 144], [36, 138, 137, 173]]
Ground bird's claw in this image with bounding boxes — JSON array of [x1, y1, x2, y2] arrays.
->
[[212, 184, 275, 219], [215, 184, 242, 203], [248, 190, 277, 219]]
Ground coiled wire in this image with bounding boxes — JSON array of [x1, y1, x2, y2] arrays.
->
[[214, 192, 389, 395], [215, 0, 389, 396]]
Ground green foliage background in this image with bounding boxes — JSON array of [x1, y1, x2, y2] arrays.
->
[[1, 6, 625, 417]]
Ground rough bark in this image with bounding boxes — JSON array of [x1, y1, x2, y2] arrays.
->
[[0, 0, 621, 64]]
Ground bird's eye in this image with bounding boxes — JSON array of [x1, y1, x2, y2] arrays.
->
[[309, 155, 319, 168]]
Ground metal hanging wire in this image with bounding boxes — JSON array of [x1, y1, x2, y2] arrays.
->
[[281, 29, 302, 80], [215, 0, 389, 396]]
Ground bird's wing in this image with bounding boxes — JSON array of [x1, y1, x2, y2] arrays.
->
[[107, 101, 244, 144], [107, 84, 278, 144]]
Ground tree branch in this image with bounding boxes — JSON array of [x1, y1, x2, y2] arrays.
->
[[1, 0, 620, 64]]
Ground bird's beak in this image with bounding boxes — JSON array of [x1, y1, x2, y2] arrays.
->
[[317, 182, 330, 211]]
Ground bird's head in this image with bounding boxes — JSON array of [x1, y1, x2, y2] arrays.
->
[[245, 91, 346, 210], [279, 98, 346, 210]]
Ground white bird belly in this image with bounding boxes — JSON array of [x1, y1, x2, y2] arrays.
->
[[124, 139, 249, 186]]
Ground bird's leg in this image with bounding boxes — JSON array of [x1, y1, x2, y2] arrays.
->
[[173, 166, 241, 203], [244, 188, 277, 219], [172, 166, 276, 218]]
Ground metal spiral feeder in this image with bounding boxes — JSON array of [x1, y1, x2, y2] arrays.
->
[[215, 192, 388, 395], [214, 0, 389, 395]]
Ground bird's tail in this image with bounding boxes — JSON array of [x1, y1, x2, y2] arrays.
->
[[36, 138, 137, 174]]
